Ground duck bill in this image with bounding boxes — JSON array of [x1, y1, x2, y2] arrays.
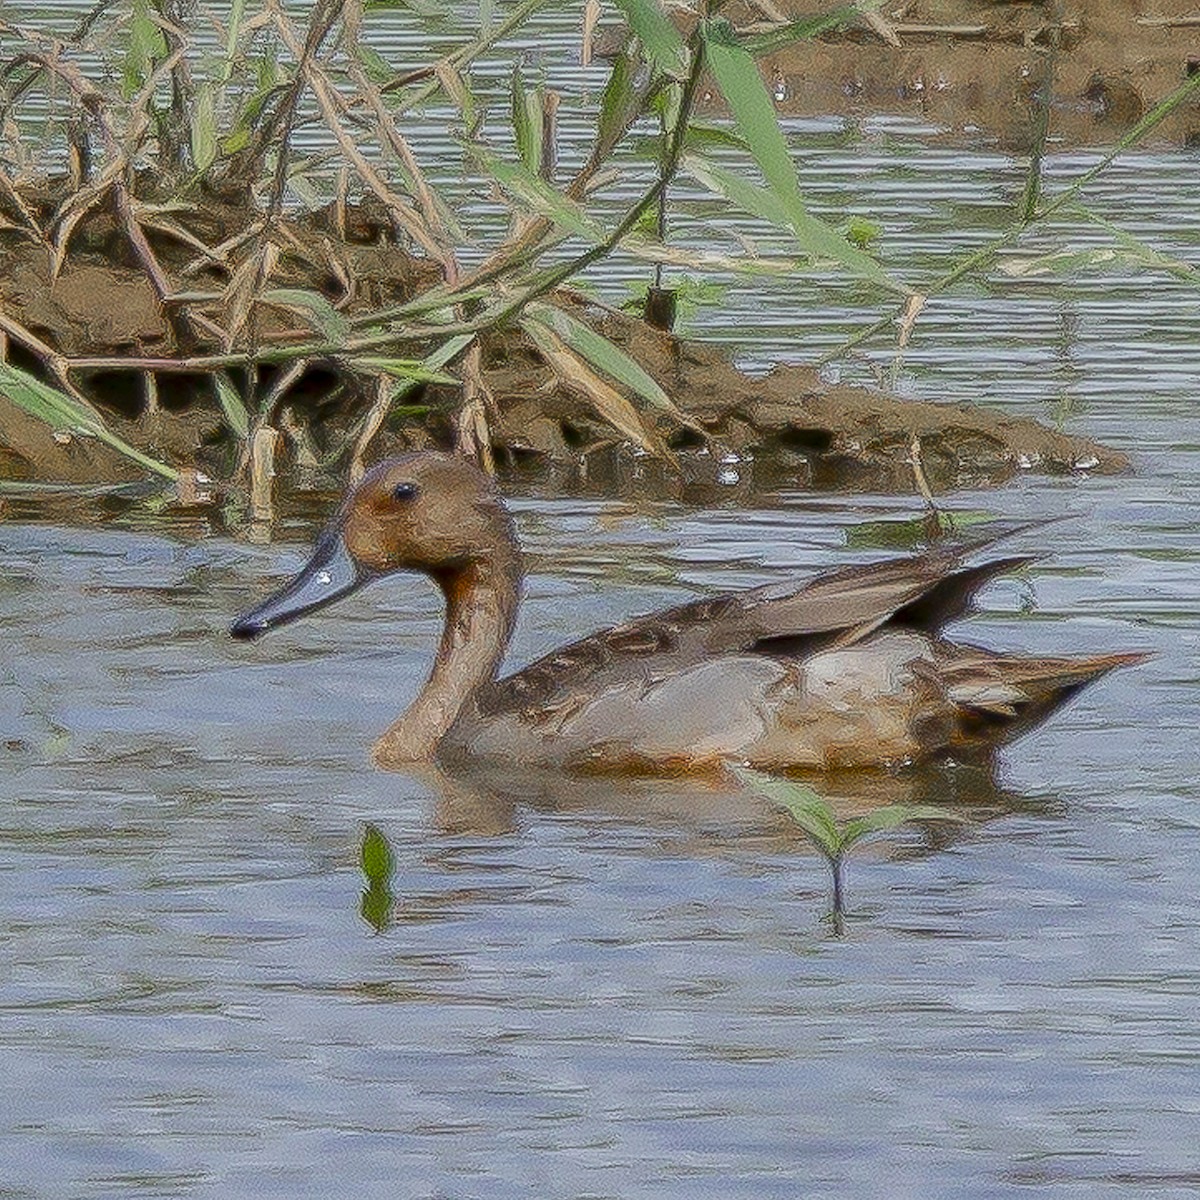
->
[[230, 530, 373, 640]]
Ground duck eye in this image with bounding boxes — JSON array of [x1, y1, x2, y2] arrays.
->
[[391, 482, 419, 503]]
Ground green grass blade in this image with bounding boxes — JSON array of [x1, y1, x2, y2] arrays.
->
[[261, 288, 352, 344], [355, 358, 458, 383], [598, 47, 641, 154], [190, 82, 218, 174], [222, 0, 247, 81], [510, 65, 543, 174], [364, 334, 475, 431], [743, 5, 858, 55], [524, 302, 684, 418], [701, 21, 904, 294], [683, 152, 794, 229], [212, 371, 250, 439], [0, 362, 178, 480], [612, 0, 688, 80], [123, 0, 167, 99], [471, 147, 606, 242]]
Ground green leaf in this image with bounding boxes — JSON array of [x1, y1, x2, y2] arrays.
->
[[374, 333, 474, 425], [472, 147, 606, 242], [597, 46, 641, 156], [358, 46, 395, 85], [212, 372, 249, 439], [845, 216, 881, 250], [221, 126, 251, 155], [286, 173, 321, 208], [511, 66, 543, 175], [683, 152, 794, 229], [525, 301, 683, 418], [839, 805, 966, 851], [220, 0, 247, 85], [621, 236, 804, 277], [421, 332, 476, 371], [435, 61, 476, 131], [190, 82, 218, 175], [1074, 205, 1200, 286], [122, 0, 167, 99], [360, 823, 394, 882], [261, 288, 351, 344], [682, 122, 751, 154], [359, 823, 395, 933], [0, 362, 178, 481], [743, 5, 858, 56], [700, 22, 904, 293], [365, 0, 446, 16], [730, 765, 842, 859], [612, 0, 689, 80], [355, 357, 457, 384]]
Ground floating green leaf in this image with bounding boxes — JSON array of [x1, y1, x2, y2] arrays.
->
[[361, 823, 395, 882], [844, 511, 994, 550], [359, 823, 396, 933]]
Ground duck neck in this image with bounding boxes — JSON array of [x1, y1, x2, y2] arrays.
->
[[374, 547, 521, 765]]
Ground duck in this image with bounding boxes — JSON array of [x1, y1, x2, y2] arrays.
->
[[230, 452, 1146, 774]]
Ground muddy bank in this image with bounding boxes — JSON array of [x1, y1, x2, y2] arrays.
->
[[0, 188, 1124, 500], [680, 0, 1200, 147]]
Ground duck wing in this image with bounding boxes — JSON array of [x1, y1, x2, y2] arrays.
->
[[481, 522, 1042, 719]]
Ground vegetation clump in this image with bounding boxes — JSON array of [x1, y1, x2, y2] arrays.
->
[[1, 0, 1195, 505]]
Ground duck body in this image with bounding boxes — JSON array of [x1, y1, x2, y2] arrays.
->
[[231, 452, 1144, 775], [444, 630, 949, 772]]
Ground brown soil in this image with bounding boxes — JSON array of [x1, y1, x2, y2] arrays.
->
[[684, 0, 1200, 147], [0, 187, 1124, 498]]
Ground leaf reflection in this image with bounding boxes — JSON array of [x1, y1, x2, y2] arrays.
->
[[359, 823, 396, 933]]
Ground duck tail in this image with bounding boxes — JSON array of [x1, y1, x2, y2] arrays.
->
[[942, 650, 1151, 749]]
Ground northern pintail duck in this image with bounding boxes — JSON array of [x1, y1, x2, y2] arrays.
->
[[231, 452, 1145, 773]]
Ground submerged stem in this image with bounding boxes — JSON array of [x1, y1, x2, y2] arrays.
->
[[831, 853, 845, 923]]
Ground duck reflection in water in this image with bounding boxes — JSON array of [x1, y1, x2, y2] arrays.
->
[[396, 756, 1060, 856]]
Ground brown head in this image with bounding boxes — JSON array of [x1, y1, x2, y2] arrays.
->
[[230, 453, 519, 640]]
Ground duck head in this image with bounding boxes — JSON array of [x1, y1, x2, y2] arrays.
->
[[230, 452, 517, 640]]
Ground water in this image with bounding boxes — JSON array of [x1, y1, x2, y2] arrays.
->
[[5, 3, 1200, 1196]]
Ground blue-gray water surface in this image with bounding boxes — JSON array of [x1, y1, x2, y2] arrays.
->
[[4, 4, 1200, 1197]]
